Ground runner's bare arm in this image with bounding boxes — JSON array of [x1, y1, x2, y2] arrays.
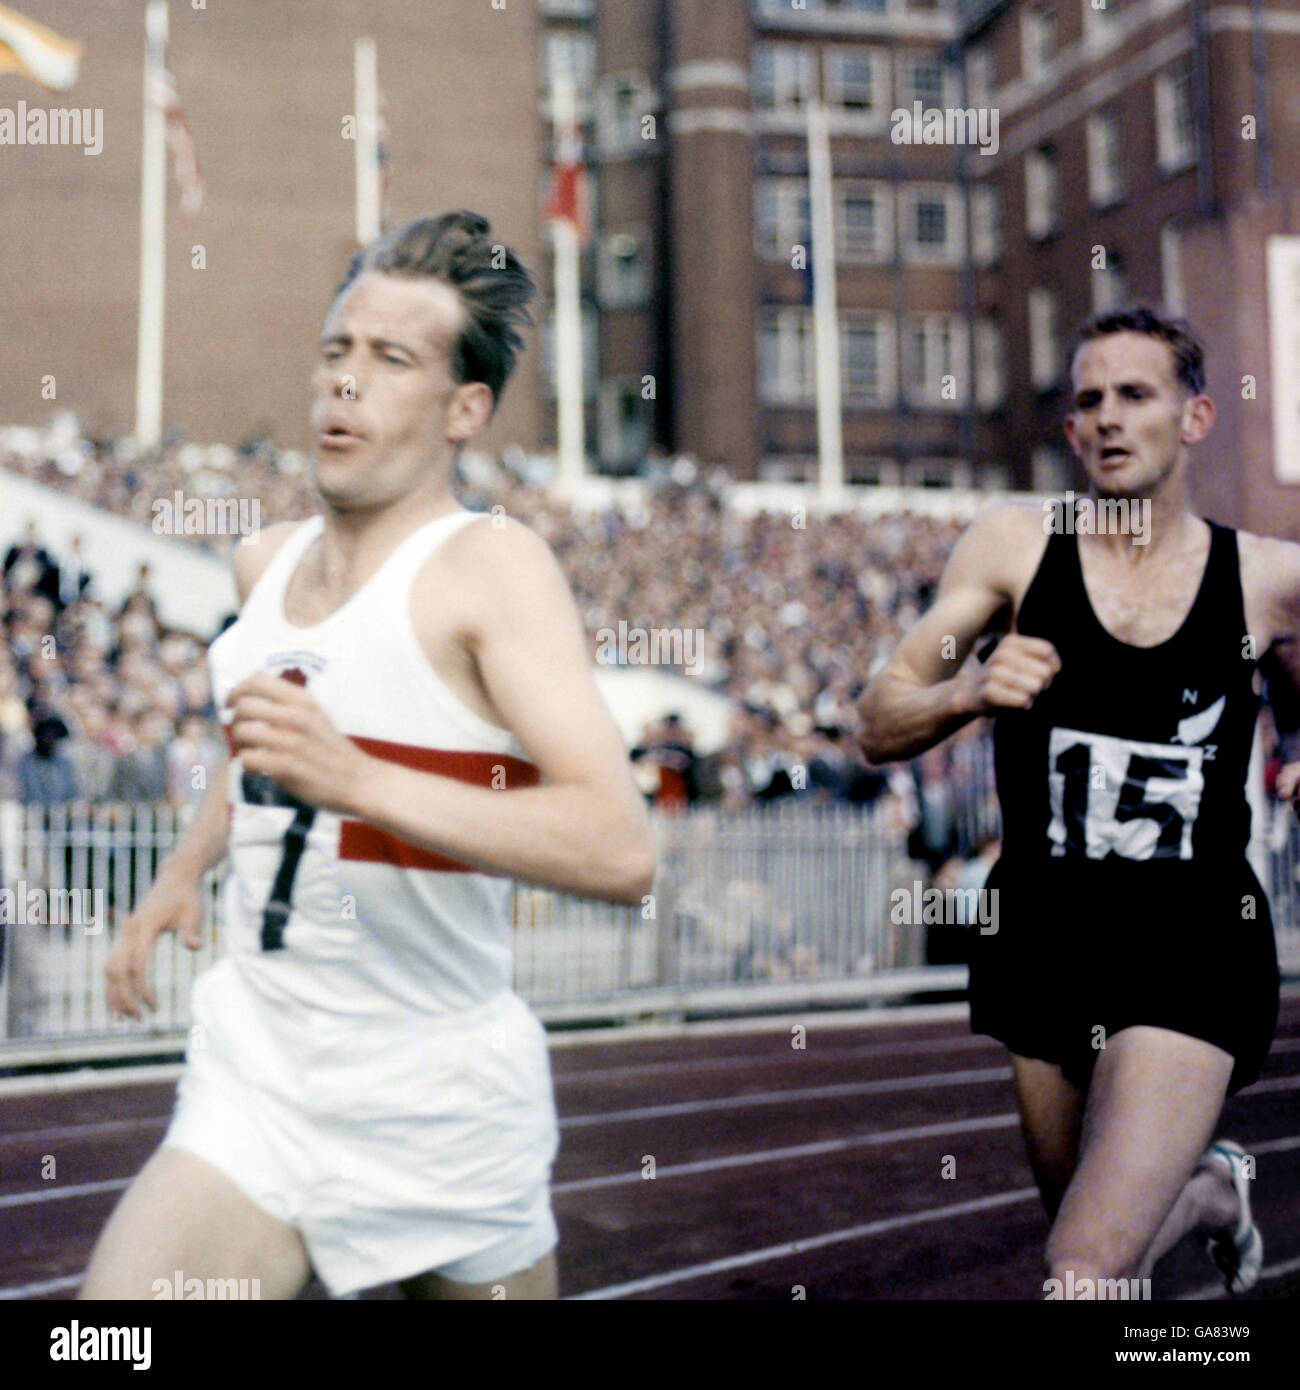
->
[[228, 519, 656, 905], [126, 523, 299, 886], [1246, 534, 1300, 801], [105, 524, 302, 1017], [859, 507, 1058, 764]]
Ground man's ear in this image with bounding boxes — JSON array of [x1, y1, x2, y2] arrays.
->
[[446, 381, 495, 444], [1180, 393, 1215, 446], [1063, 412, 1083, 459]]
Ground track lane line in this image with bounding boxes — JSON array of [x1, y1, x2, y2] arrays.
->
[[567, 1187, 1042, 1299], [560, 1066, 1014, 1127], [4, 1122, 1298, 1299], [1179, 1252, 1300, 1300], [0, 1177, 129, 1209], [553, 1113, 1022, 1192]]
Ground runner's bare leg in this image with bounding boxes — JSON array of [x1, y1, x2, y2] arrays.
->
[[80, 1147, 312, 1300]]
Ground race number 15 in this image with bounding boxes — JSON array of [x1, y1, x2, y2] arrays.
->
[[1047, 727, 1204, 862]]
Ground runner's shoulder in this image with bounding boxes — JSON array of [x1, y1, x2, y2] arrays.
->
[[946, 503, 1049, 594], [232, 521, 306, 604], [1237, 527, 1300, 580], [416, 509, 566, 633], [437, 509, 559, 586], [1237, 528, 1300, 622]]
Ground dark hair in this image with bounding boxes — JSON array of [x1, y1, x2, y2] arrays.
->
[[1067, 305, 1206, 396], [334, 211, 537, 407]]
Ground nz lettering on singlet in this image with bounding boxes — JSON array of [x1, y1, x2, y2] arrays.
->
[[1045, 692, 1226, 861]]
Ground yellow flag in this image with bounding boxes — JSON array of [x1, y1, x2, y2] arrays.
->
[[0, 4, 82, 92]]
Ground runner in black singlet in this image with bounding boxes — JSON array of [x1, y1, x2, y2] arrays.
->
[[972, 518, 1279, 1099], [860, 307, 1293, 1299]]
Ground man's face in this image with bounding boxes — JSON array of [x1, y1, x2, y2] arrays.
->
[[310, 271, 491, 511], [1064, 331, 1208, 496]]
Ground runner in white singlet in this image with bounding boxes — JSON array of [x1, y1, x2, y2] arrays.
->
[[83, 212, 656, 1301]]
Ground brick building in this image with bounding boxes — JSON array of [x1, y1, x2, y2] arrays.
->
[[541, 0, 987, 485], [962, 0, 1300, 535], [3, 0, 1299, 536], [543, 0, 1300, 532], [0, 0, 542, 457]]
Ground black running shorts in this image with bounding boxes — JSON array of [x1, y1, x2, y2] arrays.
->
[[966, 855, 1280, 1096]]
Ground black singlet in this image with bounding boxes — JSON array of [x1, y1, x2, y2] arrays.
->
[[967, 520, 1280, 1094]]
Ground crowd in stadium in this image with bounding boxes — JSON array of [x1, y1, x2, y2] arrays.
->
[[2, 418, 980, 825]]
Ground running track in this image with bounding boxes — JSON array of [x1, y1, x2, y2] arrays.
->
[[2, 991, 1298, 1302]]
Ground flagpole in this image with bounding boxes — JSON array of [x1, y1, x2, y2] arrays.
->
[[134, 0, 168, 450], [355, 37, 380, 246], [552, 73, 585, 487], [807, 99, 844, 499]]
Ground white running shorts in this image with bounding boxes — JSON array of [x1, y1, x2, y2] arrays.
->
[[163, 963, 559, 1295]]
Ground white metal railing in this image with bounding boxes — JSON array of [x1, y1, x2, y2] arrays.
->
[[0, 800, 934, 1057], [2, 795, 1298, 1062]]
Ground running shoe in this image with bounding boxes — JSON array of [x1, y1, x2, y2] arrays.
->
[[1200, 1141, 1263, 1296]]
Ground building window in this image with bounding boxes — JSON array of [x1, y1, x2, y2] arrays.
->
[[755, 178, 811, 260], [755, 0, 889, 13], [970, 183, 1001, 266], [1082, 0, 1120, 41], [980, 462, 1012, 490], [753, 43, 818, 114], [903, 458, 973, 488], [902, 315, 968, 409], [1086, 110, 1125, 207], [597, 73, 655, 155], [599, 376, 651, 469], [759, 307, 815, 405], [1091, 249, 1129, 313], [975, 316, 1006, 410], [836, 181, 892, 262], [897, 53, 949, 109], [597, 230, 649, 309], [1025, 146, 1061, 240], [825, 48, 885, 115], [1032, 445, 1072, 491], [1028, 288, 1061, 390], [1155, 62, 1197, 172], [900, 184, 964, 265], [1021, 2, 1057, 80], [1268, 237, 1300, 483], [1160, 223, 1185, 316], [965, 45, 994, 107], [842, 314, 895, 405], [824, 47, 887, 116], [849, 457, 901, 486]]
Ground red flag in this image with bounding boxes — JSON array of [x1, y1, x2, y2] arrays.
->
[[150, 69, 203, 217], [544, 109, 590, 245]]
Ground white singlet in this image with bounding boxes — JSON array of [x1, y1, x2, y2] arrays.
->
[[209, 509, 536, 1017], [164, 510, 560, 1295]]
